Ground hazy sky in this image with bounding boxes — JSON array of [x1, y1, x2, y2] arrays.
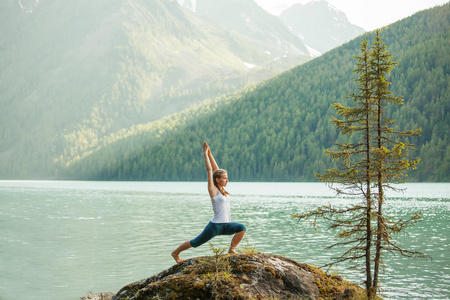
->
[[254, 0, 449, 31]]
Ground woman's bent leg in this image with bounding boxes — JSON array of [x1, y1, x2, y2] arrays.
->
[[223, 222, 247, 254], [171, 241, 192, 263], [229, 230, 245, 254]]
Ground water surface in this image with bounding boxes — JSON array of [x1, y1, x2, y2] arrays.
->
[[0, 181, 448, 300]]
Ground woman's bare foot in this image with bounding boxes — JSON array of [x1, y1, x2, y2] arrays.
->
[[171, 241, 191, 263], [228, 248, 236, 254], [171, 251, 184, 263]]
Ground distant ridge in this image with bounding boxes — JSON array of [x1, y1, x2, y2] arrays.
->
[[192, 0, 309, 58], [280, 0, 365, 54]]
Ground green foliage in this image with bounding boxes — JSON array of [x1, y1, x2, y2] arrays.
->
[[239, 240, 261, 254], [63, 4, 449, 182], [204, 243, 234, 300]]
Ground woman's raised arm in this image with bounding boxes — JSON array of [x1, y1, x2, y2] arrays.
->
[[203, 142, 217, 197], [207, 144, 219, 171]]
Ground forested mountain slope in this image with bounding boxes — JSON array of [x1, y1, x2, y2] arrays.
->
[[0, 0, 311, 179], [64, 3, 449, 182]]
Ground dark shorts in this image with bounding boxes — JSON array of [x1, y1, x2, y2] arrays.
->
[[190, 221, 246, 248]]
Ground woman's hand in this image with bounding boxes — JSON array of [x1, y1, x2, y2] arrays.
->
[[203, 142, 209, 154], [204, 142, 218, 170]]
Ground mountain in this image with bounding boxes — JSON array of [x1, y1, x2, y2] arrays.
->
[[0, 0, 312, 179], [182, 0, 309, 64], [280, 0, 366, 55], [63, 3, 449, 182]]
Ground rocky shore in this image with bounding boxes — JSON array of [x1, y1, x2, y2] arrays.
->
[[80, 291, 115, 300], [93, 252, 364, 299]]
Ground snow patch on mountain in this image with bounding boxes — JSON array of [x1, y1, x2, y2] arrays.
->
[[18, 0, 39, 13], [177, 0, 197, 12], [326, 1, 340, 14], [305, 44, 321, 57], [243, 62, 257, 69]]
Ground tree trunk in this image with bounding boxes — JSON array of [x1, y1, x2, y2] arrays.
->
[[373, 80, 384, 296], [364, 73, 373, 299]]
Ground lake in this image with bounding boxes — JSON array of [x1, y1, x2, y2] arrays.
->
[[0, 181, 449, 300]]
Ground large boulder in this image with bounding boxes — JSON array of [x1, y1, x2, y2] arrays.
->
[[112, 253, 363, 299]]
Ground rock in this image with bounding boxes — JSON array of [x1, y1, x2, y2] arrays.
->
[[80, 291, 115, 300], [112, 253, 363, 299]]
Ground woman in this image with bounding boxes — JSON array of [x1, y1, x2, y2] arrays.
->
[[171, 142, 246, 263]]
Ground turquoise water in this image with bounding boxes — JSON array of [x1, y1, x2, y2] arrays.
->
[[0, 181, 449, 300]]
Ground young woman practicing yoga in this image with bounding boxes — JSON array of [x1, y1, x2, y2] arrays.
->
[[171, 142, 246, 263]]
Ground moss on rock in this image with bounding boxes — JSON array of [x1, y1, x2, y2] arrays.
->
[[112, 253, 365, 300]]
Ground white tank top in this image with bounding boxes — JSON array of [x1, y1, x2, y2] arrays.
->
[[210, 191, 231, 223]]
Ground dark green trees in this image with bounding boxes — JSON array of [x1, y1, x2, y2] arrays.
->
[[292, 30, 426, 299]]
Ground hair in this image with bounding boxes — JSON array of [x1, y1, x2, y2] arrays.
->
[[213, 169, 229, 196]]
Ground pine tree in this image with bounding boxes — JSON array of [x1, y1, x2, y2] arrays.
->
[[369, 30, 423, 293], [292, 30, 427, 299]]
